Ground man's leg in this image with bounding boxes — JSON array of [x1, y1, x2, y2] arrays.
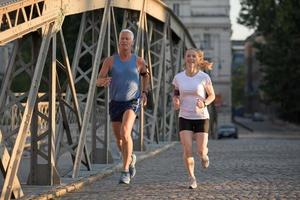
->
[[111, 122, 122, 152], [120, 109, 136, 171], [117, 109, 136, 184]]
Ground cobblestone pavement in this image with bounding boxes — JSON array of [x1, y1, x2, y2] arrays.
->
[[58, 137, 300, 200]]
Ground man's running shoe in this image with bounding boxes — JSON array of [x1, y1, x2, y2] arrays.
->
[[119, 171, 130, 184], [129, 154, 136, 178]]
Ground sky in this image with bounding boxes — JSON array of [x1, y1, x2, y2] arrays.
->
[[230, 0, 254, 40]]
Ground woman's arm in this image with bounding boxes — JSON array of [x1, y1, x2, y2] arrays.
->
[[196, 80, 215, 108], [173, 87, 180, 110], [203, 82, 215, 106]]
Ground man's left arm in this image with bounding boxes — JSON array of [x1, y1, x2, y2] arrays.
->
[[137, 57, 150, 106]]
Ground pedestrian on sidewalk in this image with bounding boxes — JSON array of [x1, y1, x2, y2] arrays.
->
[[96, 29, 149, 184], [172, 48, 215, 189]]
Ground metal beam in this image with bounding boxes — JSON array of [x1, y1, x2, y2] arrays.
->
[[49, 33, 58, 185], [0, 130, 24, 199], [0, 22, 54, 200], [72, 0, 111, 178], [149, 17, 169, 142], [1, 0, 195, 48], [0, 0, 58, 45], [0, 41, 18, 111], [0, 0, 196, 198], [56, 12, 86, 162]]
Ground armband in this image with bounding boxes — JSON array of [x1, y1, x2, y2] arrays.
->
[[140, 71, 149, 76], [174, 89, 180, 96]]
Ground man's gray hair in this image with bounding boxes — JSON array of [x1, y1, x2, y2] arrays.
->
[[119, 29, 134, 41]]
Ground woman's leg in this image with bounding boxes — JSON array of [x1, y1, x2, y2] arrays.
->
[[179, 131, 195, 178], [195, 132, 209, 168]]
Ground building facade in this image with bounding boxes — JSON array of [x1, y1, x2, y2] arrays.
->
[[244, 34, 266, 115], [231, 40, 245, 116], [232, 40, 245, 69], [164, 0, 232, 124]]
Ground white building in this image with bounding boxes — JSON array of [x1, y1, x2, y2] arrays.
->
[[164, 0, 232, 124]]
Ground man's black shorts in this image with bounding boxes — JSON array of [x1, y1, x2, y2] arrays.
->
[[109, 99, 141, 122]]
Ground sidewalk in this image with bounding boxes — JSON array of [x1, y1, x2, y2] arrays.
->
[[234, 116, 300, 139], [19, 142, 176, 200], [58, 138, 300, 200]]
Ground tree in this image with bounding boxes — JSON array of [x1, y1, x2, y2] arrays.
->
[[232, 64, 245, 107], [238, 0, 300, 123]]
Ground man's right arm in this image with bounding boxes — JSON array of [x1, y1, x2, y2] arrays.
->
[[96, 56, 113, 87]]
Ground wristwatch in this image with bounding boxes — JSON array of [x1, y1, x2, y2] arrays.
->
[[204, 101, 207, 107], [142, 90, 148, 95]]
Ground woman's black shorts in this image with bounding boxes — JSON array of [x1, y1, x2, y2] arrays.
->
[[179, 117, 209, 133]]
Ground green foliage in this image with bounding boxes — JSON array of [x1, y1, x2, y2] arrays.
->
[[11, 72, 31, 92], [232, 64, 245, 107], [238, 0, 300, 123], [62, 13, 82, 62]]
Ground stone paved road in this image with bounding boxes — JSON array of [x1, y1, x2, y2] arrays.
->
[[58, 137, 300, 200]]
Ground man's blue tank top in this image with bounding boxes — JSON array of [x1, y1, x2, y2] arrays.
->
[[109, 54, 140, 101]]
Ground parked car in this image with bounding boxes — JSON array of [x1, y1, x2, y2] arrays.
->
[[217, 124, 238, 139], [252, 112, 264, 121]]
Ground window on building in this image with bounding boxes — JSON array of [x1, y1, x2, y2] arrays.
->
[[203, 33, 212, 49], [173, 3, 180, 16]]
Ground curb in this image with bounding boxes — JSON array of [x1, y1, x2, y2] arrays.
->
[[22, 142, 177, 200], [233, 119, 253, 132]]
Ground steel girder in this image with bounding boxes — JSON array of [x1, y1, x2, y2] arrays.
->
[[0, 22, 55, 200], [0, 0, 58, 45], [70, 4, 187, 178], [0, 0, 196, 199], [0, 0, 195, 47]]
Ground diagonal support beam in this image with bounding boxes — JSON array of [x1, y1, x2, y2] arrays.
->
[[72, 0, 111, 178], [0, 22, 54, 200], [0, 42, 19, 112], [0, 130, 24, 199], [149, 15, 169, 142], [59, 29, 91, 169]]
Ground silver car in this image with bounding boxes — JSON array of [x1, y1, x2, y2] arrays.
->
[[217, 124, 238, 139]]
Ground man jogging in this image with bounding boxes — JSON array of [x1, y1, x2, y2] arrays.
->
[[96, 29, 149, 184]]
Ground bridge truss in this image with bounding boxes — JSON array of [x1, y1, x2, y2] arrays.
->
[[0, 0, 195, 199]]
